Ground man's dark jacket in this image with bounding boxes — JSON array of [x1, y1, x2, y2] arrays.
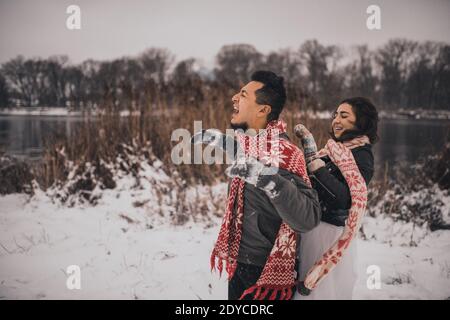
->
[[232, 135, 322, 267]]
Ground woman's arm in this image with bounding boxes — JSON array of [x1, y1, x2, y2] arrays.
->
[[312, 147, 374, 209]]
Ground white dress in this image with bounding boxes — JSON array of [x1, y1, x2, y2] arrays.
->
[[293, 221, 358, 300]]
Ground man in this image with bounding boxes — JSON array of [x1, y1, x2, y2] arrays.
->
[[205, 71, 322, 300]]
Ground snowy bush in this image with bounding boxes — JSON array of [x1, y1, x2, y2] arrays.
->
[[366, 140, 450, 233], [38, 139, 226, 225], [0, 155, 34, 195], [375, 184, 447, 227]]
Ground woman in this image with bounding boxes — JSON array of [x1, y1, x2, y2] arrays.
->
[[293, 97, 379, 300]]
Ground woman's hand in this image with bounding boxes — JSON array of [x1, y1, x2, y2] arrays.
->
[[294, 124, 318, 163], [294, 124, 325, 173], [296, 281, 312, 296]]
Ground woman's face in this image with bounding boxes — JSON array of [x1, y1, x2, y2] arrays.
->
[[332, 103, 357, 139]]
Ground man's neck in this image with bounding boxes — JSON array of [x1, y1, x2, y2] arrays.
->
[[252, 121, 268, 131], [245, 126, 268, 137]]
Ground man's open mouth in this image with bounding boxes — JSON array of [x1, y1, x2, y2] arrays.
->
[[233, 106, 239, 114]]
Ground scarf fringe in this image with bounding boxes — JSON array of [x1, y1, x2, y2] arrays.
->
[[210, 250, 237, 280], [239, 284, 293, 300]]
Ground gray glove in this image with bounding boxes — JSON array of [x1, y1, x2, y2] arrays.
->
[[191, 129, 239, 160], [294, 124, 318, 163], [225, 156, 278, 186], [294, 124, 325, 173], [192, 129, 280, 198]]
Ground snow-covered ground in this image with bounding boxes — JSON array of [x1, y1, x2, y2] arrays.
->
[[1, 183, 449, 300]]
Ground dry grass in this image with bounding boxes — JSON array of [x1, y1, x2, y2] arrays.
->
[[27, 82, 358, 193]]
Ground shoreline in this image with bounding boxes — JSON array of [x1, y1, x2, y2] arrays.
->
[[1, 107, 450, 120]]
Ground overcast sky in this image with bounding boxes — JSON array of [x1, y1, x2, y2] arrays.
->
[[0, 0, 449, 67]]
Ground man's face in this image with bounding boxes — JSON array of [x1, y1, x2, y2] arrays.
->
[[230, 81, 265, 130]]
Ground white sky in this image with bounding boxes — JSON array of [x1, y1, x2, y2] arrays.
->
[[0, 0, 449, 67]]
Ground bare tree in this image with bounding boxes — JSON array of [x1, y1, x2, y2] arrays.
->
[[0, 73, 9, 108], [298, 39, 343, 109], [2, 56, 36, 107], [170, 58, 204, 105], [262, 48, 308, 104], [344, 45, 378, 101], [376, 39, 417, 108], [138, 48, 174, 85], [45, 55, 69, 107], [0, 40, 447, 111], [428, 43, 450, 109], [64, 65, 87, 108], [214, 44, 263, 88], [79, 59, 101, 107]]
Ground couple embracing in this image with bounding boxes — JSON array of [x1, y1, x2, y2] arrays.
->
[[201, 70, 378, 300]]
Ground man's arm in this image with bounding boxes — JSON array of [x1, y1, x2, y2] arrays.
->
[[256, 171, 322, 233]]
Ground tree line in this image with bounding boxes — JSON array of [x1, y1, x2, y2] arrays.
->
[[0, 38, 448, 111]]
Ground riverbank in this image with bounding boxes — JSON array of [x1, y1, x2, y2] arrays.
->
[[0, 107, 141, 118], [1, 107, 450, 120]]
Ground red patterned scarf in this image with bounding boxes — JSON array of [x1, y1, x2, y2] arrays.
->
[[303, 136, 370, 291], [316, 135, 370, 158], [210, 120, 311, 300]]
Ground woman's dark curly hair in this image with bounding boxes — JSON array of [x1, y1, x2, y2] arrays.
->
[[330, 97, 379, 144]]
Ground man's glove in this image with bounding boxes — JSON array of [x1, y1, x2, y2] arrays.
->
[[294, 124, 325, 173], [191, 129, 239, 160], [225, 156, 278, 188], [192, 129, 279, 197]]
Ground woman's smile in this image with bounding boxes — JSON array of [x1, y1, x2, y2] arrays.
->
[[331, 103, 357, 138]]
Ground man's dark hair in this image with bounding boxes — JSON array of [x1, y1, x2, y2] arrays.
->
[[331, 97, 379, 144], [251, 70, 287, 123]]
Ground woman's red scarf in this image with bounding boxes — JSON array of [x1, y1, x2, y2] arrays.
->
[[303, 136, 370, 291], [210, 120, 311, 300]]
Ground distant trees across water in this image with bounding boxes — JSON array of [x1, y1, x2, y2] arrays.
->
[[0, 39, 449, 111]]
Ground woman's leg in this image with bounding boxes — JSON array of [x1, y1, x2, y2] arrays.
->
[[294, 222, 357, 300]]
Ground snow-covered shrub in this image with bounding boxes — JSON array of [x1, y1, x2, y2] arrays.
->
[[39, 138, 226, 225], [0, 154, 34, 195], [366, 139, 450, 230], [45, 140, 157, 206], [376, 184, 447, 227]]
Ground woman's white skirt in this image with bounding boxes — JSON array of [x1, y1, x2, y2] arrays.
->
[[293, 221, 358, 300]]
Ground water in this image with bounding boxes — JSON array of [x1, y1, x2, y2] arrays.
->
[[0, 115, 86, 161], [0, 115, 448, 165], [374, 118, 449, 166]]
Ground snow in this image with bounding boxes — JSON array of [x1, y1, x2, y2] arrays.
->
[[0, 185, 228, 300], [0, 107, 141, 117], [0, 107, 73, 117], [1, 182, 449, 299], [354, 229, 450, 299]]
